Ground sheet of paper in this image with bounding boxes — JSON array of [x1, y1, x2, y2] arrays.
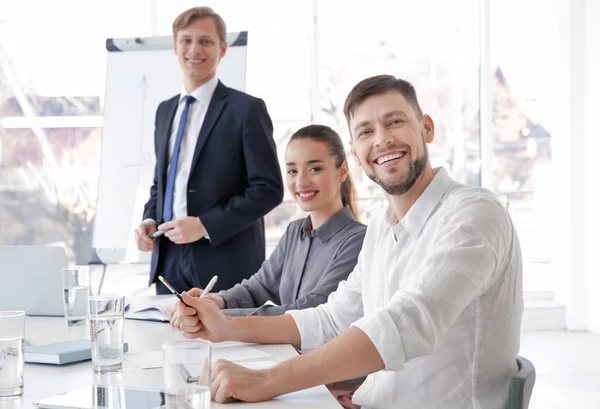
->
[[124, 351, 164, 369], [124, 344, 273, 370], [211, 344, 273, 362], [237, 360, 277, 370]]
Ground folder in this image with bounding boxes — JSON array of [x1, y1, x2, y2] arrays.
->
[[25, 340, 129, 365]]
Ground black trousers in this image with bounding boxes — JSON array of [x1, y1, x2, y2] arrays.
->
[[154, 237, 199, 295]]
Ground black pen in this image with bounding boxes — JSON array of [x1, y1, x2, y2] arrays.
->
[[158, 275, 191, 307]]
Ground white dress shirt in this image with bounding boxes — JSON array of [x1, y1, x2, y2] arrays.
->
[[287, 167, 524, 409], [167, 76, 218, 220]]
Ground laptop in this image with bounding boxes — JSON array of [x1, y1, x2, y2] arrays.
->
[[0, 245, 68, 316]]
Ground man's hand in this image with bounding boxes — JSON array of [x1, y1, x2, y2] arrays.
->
[[134, 220, 157, 251], [176, 291, 233, 342], [158, 217, 207, 244], [211, 360, 277, 403], [170, 288, 202, 330], [170, 288, 226, 329], [170, 288, 226, 328]]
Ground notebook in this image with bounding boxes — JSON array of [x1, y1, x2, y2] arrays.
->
[[24, 340, 129, 365], [125, 295, 177, 323]]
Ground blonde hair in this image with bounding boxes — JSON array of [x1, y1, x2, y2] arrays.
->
[[172, 7, 227, 43]]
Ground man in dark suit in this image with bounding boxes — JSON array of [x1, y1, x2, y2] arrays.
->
[[134, 6, 283, 294]]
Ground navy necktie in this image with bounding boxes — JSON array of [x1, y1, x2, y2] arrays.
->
[[163, 95, 195, 222]]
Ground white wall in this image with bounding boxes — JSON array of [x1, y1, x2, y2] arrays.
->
[[552, 0, 584, 329], [553, 0, 600, 334], [583, 0, 600, 335]]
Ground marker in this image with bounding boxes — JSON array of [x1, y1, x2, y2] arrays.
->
[[157, 275, 190, 307], [150, 228, 173, 239], [200, 275, 218, 298]]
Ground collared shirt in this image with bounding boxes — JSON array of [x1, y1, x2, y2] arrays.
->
[[218, 206, 366, 316], [168, 76, 219, 220], [287, 168, 524, 409]]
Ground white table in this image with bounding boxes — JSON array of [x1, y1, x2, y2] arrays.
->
[[1, 317, 340, 409]]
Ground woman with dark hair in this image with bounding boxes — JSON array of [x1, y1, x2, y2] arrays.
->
[[170, 124, 366, 318]]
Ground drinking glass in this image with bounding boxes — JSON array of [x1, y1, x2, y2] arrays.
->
[[0, 311, 26, 398], [89, 295, 125, 374], [61, 266, 91, 326], [163, 340, 211, 408]]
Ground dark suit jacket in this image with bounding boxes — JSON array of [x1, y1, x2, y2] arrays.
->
[[143, 81, 284, 291]]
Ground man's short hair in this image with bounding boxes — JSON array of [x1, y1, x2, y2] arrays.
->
[[343, 75, 424, 128], [172, 7, 227, 43]]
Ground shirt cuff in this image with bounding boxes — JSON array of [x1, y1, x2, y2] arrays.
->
[[198, 217, 211, 241], [142, 218, 156, 225], [286, 308, 323, 352], [217, 291, 238, 309], [351, 307, 406, 371]]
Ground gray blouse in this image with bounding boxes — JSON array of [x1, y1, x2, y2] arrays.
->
[[218, 206, 366, 316]]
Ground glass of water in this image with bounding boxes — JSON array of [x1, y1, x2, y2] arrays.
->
[[163, 340, 211, 409], [62, 266, 91, 326], [0, 311, 26, 398], [89, 295, 125, 374]]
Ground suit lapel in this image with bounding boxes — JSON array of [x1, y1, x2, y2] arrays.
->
[[190, 81, 228, 174], [159, 96, 180, 186]]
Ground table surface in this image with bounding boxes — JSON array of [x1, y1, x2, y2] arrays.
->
[[0, 317, 340, 409]]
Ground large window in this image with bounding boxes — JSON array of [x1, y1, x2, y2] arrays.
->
[[0, 0, 561, 296], [490, 0, 558, 293], [0, 0, 150, 263], [317, 0, 481, 225]]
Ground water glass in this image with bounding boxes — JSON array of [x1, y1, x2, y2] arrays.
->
[[62, 266, 91, 326], [89, 295, 125, 374], [0, 311, 26, 398], [92, 385, 126, 409], [163, 340, 211, 409]]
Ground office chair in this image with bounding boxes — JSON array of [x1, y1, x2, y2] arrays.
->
[[507, 355, 536, 409]]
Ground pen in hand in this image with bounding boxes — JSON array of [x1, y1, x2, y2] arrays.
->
[[200, 275, 218, 299], [158, 275, 191, 307], [161, 273, 218, 308], [162, 274, 219, 329], [150, 228, 173, 239]]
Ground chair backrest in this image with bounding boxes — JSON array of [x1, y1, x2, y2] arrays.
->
[[507, 355, 536, 409]]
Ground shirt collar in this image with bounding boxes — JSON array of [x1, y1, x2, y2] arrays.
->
[[179, 76, 219, 106], [301, 205, 355, 243], [383, 167, 454, 238]]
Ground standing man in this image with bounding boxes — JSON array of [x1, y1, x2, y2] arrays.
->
[[134, 7, 284, 294]]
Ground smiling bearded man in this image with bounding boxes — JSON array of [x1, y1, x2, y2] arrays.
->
[[168, 75, 524, 409]]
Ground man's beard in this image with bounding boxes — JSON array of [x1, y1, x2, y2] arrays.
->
[[366, 150, 428, 196]]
